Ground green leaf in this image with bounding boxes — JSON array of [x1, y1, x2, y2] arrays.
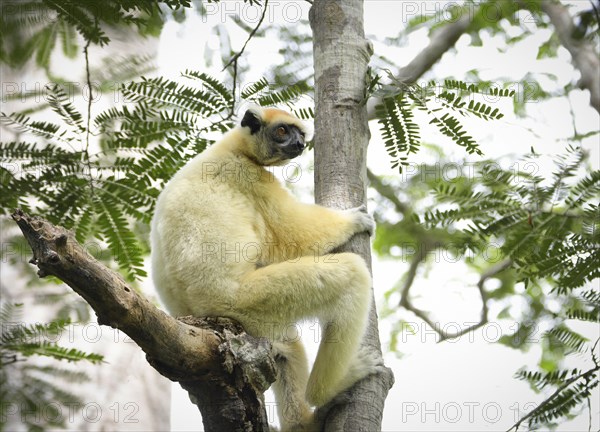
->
[[42, 0, 110, 45], [58, 20, 79, 58], [241, 77, 269, 99], [95, 196, 147, 280], [376, 93, 421, 171], [1, 112, 66, 140], [7, 342, 104, 363], [256, 81, 311, 107], [545, 326, 588, 353], [46, 83, 85, 133], [430, 113, 481, 155], [122, 76, 226, 116], [35, 23, 59, 68], [181, 70, 233, 106]]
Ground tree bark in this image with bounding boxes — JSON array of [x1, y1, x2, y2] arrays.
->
[[310, 1, 394, 431], [11, 210, 275, 432]]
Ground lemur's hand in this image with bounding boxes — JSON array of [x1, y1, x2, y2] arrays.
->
[[345, 204, 375, 236]]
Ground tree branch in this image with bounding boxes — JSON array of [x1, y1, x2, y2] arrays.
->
[[395, 14, 472, 83], [83, 38, 96, 199], [368, 161, 513, 342], [507, 364, 600, 432], [11, 210, 276, 432], [223, 0, 269, 114], [367, 8, 475, 119], [541, 1, 600, 114], [222, 1, 269, 71], [367, 168, 409, 215], [400, 252, 512, 343]]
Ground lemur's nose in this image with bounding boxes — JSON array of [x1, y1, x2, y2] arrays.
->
[[297, 141, 305, 150]]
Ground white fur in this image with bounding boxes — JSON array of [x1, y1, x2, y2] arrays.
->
[[151, 108, 375, 431]]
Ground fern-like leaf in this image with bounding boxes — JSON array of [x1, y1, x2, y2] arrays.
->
[[122, 76, 226, 115], [430, 113, 481, 155], [376, 94, 421, 171], [95, 196, 146, 280], [515, 368, 581, 390], [181, 70, 233, 106], [545, 326, 588, 353], [256, 81, 311, 106], [241, 77, 269, 99], [43, 0, 110, 45], [46, 83, 85, 133], [1, 112, 66, 140], [292, 107, 314, 120], [9, 342, 104, 363]]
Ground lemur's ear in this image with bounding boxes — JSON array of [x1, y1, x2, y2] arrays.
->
[[241, 109, 262, 135]]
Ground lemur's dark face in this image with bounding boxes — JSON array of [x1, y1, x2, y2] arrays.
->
[[241, 109, 307, 166], [268, 122, 306, 159]]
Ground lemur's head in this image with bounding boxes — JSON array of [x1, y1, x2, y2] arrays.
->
[[239, 106, 312, 166]]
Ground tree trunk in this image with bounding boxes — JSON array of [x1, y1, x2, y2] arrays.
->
[[309, 1, 394, 431]]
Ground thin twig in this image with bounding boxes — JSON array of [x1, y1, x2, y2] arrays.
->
[[222, 0, 269, 115], [398, 248, 427, 303], [230, 59, 239, 115], [507, 364, 600, 432], [474, 258, 513, 318], [83, 38, 96, 198], [221, 2, 269, 71], [587, 395, 592, 432], [367, 168, 409, 214], [399, 254, 512, 342], [368, 170, 503, 342], [591, 337, 600, 367]]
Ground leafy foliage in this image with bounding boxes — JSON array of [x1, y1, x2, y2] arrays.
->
[[255, 81, 311, 108], [376, 93, 420, 170], [0, 0, 192, 69], [238, 79, 313, 113], [371, 140, 598, 430], [419, 145, 599, 295], [2, 0, 598, 430], [374, 78, 514, 171], [267, 21, 314, 88], [0, 2, 314, 423], [408, 146, 599, 428], [0, 302, 102, 431], [1, 303, 103, 364], [513, 359, 599, 430]]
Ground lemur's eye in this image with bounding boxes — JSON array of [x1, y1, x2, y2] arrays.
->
[[276, 126, 287, 137]]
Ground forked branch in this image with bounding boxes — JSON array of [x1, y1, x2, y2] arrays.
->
[[398, 243, 512, 342]]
